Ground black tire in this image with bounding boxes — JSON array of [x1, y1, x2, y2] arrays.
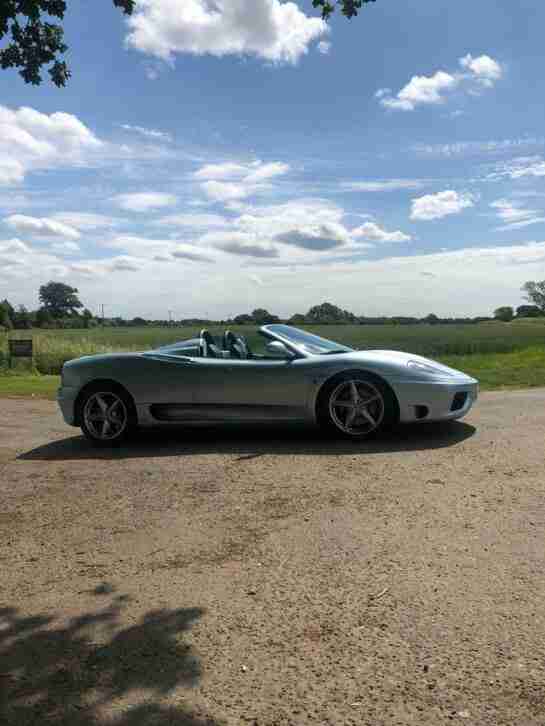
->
[[78, 383, 136, 446], [316, 371, 399, 440]]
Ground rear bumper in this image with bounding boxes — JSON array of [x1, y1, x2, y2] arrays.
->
[[390, 379, 478, 424], [57, 385, 79, 426]]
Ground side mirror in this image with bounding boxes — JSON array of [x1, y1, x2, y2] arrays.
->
[[266, 341, 294, 359]]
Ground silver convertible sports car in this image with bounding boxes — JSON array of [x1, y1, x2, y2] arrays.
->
[[57, 324, 478, 446]]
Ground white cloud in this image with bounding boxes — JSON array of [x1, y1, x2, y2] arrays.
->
[[411, 190, 476, 221], [4, 214, 81, 240], [51, 241, 81, 255], [195, 159, 290, 202], [379, 54, 503, 111], [171, 245, 215, 262], [155, 213, 227, 228], [120, 124, 172, 142], [51, 212, 121, 230], [194, 162, 249, 180], [352, 222, 411, 243], [491, 199, 545, 231], [342, 179, 425, 193], [125, 0, 327, 66], [0, 105, 102, 185], [490, 156, 545, 180], [275, 221, 350, 250], [200, 181, 252, 202], [317, 40, 331, 55], [204, 231, 279, 258], [460, 54, 503, 87], [381, 71, 459, 111], [112, 192, 177, 212], [413, 137, 545, 158]]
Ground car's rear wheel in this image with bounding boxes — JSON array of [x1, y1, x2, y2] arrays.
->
[[80, 384, 135, 446], [317, 372, 398, 439]]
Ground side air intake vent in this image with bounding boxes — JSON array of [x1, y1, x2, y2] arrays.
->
[[451, 392, 468, 411], [414, 405, 429, 420]]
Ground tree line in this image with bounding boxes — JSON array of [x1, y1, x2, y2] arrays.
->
[[2, 280, 545, 332]]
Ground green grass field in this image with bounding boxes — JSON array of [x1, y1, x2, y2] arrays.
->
[[2, 321, 545, 398]]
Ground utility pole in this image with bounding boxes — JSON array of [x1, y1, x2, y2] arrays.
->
[[168, 310, 173, 326], [101, 304, 105, 326]]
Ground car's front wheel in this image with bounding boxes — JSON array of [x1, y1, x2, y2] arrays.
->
[[317, 372, 398, 439], [79, 385, 135, 446]]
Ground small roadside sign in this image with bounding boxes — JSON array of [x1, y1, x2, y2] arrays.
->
[[8, 339, 33, 367]]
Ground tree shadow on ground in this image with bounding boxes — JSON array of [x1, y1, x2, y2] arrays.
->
[[0, 587, 220, 726], [19, 420, 476, 462]]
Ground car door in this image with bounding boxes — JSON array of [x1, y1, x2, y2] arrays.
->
[[191, 357, 313, 421], [133, 352, 204, 407]]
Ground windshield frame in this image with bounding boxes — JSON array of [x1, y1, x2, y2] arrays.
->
[[260, 324, 353, 358]]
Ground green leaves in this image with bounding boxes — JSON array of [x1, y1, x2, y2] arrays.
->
[[0, 0, 133, 87], [312, 0, 376, 21]]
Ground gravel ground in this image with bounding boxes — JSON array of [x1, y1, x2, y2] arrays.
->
[[1, 391, 545, 726]]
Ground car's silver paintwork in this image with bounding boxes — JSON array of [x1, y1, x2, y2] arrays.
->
[[57, 325, 478, 429]]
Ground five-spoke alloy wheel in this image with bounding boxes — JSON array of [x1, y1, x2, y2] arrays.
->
[[317, 371, 398, 439], [80, 385, 135, 445]]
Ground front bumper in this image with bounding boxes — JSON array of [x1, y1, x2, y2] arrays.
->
[[390, 379, 479, 424], [57, 385, 79, 427]]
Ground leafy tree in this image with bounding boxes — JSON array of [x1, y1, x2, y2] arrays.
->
[[313, 0, 376, 20], [423, 313, 440, 325], [81, 308, 94, 328], [521, 281, 545, 313], [233, 314, 253, 325], [251, 308, 280, 325], [35, 306, 52, 327], [0, 304, 13, 330], [288, 313, 307, 325], [516, 304, 542, 318], [494, 306, 514, 322], [306, 302, 358, 324], [13, 305, 32, 329], [39, 281, 83, 318], [0, 1, 135, 87]]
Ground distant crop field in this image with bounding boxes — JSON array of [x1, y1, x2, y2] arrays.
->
[[2, 321, 545, 375]]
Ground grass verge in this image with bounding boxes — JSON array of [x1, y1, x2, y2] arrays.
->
[[0, 375, 59, 400]]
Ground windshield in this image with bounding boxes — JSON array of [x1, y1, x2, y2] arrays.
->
[[265, 324, 353, 356]]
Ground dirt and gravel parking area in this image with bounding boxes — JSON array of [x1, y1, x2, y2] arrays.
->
[[1, 390, 545, 726]]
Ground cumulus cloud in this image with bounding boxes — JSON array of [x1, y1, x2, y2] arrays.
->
[[379, 54, 503, 111], [200, 181, 252, 202], [112, 192, 177, 212], [0, 105, 102, 185], [125, 0, 327, 66], [381, 71, 459, 111], [459, 53, 503, 87], [171, 246, 215, 262], [275, 222, 349, 251], [195, 159, 290, 202], [213, 238, 279, 258], [4, 214, 81, 240], [491, 199, 545, 230], [341, 179, 425, 193], [410, 190, 476, 221], [352, 222, 411, 243]]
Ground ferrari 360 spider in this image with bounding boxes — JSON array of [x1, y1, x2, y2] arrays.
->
[[57, 324, 478, 445]]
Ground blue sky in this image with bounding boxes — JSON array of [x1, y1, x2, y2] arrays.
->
[[2, 0, 545, 318]]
